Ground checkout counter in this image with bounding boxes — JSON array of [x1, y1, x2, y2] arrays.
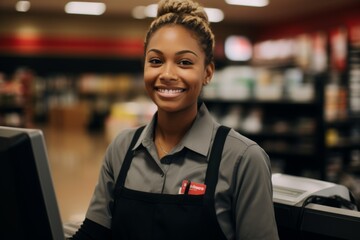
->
[[272, 173, 360, 240]]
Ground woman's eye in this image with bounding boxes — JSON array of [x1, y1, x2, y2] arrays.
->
[[178, 60, 193, 66], [148, 58, 162, 65]]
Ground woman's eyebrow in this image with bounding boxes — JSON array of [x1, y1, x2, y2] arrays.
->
[[146, 49, 198, 57], [176, 50, 198, 57], [146, 49, 163, 55]]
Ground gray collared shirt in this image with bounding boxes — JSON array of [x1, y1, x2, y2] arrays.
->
[[86, 103, 279, 240]]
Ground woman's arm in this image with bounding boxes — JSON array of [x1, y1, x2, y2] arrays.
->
[[234, 144, 279, 240], [70, 218, 111, 240]]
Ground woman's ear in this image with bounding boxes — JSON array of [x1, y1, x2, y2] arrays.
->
[[203, 62, 215, 85]]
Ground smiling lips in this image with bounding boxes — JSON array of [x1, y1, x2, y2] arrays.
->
[[156, 88, 185, 98]]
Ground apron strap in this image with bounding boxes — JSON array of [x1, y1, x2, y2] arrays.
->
[[202, 125, 231, 240], [116, 125, 145, 189], [204, 125, 231, 199]]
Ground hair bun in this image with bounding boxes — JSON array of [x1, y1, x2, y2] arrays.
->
[[157, 0, 208, 22]]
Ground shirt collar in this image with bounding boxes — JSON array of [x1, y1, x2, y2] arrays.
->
[[182, 103, 216, 157], [133, 103, 216, 158]]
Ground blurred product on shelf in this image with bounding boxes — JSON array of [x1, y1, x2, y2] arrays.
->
[[220, 105, 243, 130], [325, 78, 348, 122], [349, 51, 360, 116], [241, 108, 263, 133], [105, 99, 156, 142], [350, 150, 360, 170], [0, 72, 22, 105], [295, 118, 316, 134], [203, 65, 315, 102], [310, 32, 328, 73], [48, 102, 90, 130], [326, 128, 340, 147], [255, 69, 283, 101], [78, 73, 133, 96], [330, 27, 348, 72], [216, 66, 255, 100], [0, 68, 35, 127], [272, 120, 290, 134]]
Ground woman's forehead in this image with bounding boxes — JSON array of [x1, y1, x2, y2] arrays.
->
[[146, 25, 203, 54]]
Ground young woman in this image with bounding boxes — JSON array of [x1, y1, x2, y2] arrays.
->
[[71, 0, 279, 239]]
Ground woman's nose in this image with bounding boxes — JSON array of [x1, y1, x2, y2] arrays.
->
[[160, 65, 178, 81]]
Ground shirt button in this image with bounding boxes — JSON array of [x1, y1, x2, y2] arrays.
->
[[161, 173, 165, 178]]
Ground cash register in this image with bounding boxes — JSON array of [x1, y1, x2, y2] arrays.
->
[[272, 173, 360, 240]]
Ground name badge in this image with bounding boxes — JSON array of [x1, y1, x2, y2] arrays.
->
[[179, 180, 206, 195]]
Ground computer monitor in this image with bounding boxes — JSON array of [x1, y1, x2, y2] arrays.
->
[[0, 126, 65, 240]]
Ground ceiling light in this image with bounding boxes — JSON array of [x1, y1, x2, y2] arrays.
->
[[225, 0, 269, 7], [144, 4, 158, 18], [65, 2, 106, 15], [15, 1, 31, 12], [225, 36, 253, 61], [204, 8, 224, 23], [132, 6, 146, 19]]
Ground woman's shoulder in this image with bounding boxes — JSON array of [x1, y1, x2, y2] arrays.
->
[[226, 128, 258, 149], [111, 127, 142, 146], [105, 126, 144, 159], [223, 127, 269, 163], [103, 126, 145, 173]]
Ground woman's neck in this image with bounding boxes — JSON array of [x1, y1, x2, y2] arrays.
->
[[155, 106, 197, 156]]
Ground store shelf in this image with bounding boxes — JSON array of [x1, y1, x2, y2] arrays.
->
[[325, 117, 360, 127], [240, 131, 314, 139], [203, 72, 325, 178], [327, 142, 360, 151], [204, 98, 317, 106], [0, 105, 24, 112]]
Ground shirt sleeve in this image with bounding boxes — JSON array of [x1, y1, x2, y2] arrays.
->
[[234, 144, 279, 240], [84, 144, 116, 229], [85, 128, 134, 229]]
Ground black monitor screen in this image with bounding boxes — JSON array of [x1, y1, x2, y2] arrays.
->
[[0, 127, 64, 240]]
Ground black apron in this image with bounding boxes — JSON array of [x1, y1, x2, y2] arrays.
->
[[111, 125, 230, 240]]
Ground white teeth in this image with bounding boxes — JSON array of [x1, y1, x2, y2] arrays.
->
[[158, 89, 183, 93]]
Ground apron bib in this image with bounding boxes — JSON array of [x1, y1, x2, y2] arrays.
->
[[111, 126, 230, 240]]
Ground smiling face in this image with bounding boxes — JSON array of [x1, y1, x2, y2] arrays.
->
[[144, 24, 214, 115]]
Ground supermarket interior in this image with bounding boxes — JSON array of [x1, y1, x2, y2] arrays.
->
[[1, 0, 360, 238]]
